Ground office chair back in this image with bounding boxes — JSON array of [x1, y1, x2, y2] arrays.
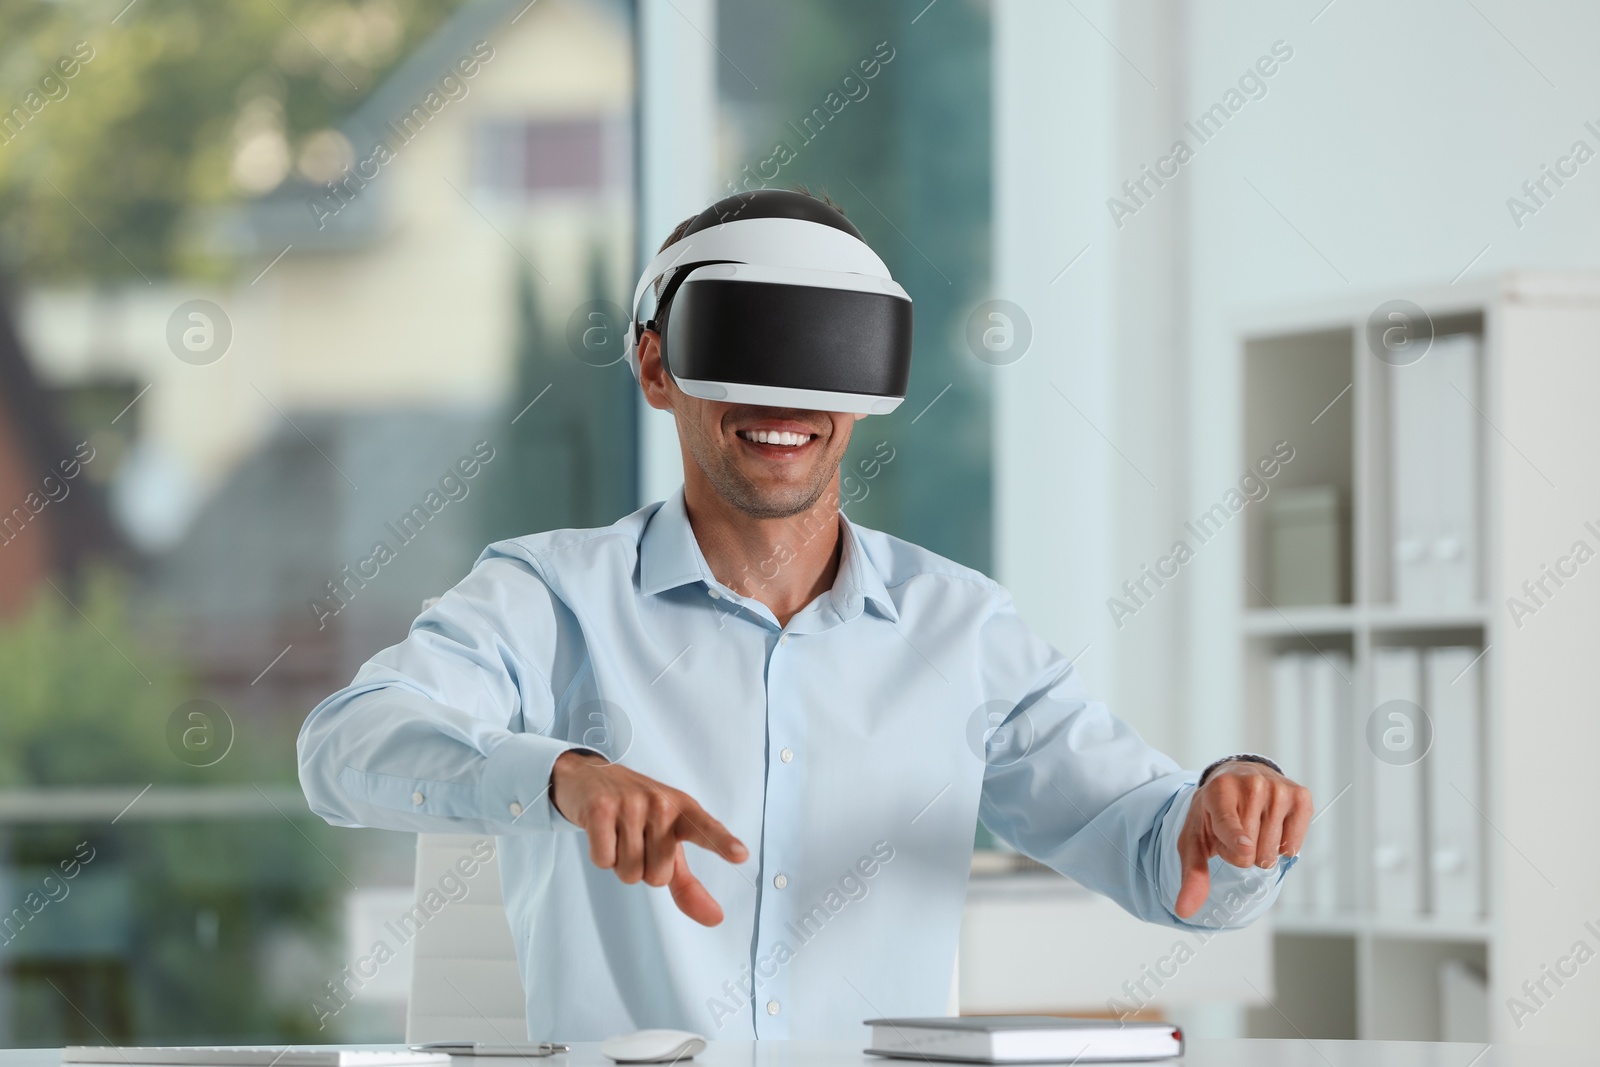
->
[[405, 833, 528, 1043]]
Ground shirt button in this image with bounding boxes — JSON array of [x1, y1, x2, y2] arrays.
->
[[779, 633, 789, 645], [411, 791, 425, 806], [766, 1000, 781, 1015], [780, 747, 794, 763], [773, 873, 788, 889], [508, 801, 524, 817], [708, 588, 721, 599]]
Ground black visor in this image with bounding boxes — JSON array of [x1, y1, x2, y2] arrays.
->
[[660, 269, 912, 411]]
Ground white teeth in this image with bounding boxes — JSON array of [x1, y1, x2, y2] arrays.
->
[[741, 429, 810, 446]]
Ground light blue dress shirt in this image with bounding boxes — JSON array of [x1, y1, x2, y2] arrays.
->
[[298, 487, 1288, 1041]]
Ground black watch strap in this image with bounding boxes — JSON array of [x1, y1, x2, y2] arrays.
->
[[1197, 752, 1282, 787]]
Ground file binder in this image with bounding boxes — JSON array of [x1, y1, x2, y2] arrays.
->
[[1371, 647, 1426, 915], [1271, 652, 1307, 913], [1425, 646, 1484, 917], [1306, 651, 1351, 913], [1390, 334, 1480, 610]]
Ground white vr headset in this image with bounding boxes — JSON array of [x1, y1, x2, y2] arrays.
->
[[626, 191, 914, 415]]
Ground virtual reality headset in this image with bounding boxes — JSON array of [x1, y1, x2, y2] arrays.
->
[[626, 190, 913, 415]]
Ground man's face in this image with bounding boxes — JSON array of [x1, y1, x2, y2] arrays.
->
[[637, 330, 863, 519]]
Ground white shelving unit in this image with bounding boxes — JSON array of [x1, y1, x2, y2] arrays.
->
[[1232, 273, 1600, 1046]]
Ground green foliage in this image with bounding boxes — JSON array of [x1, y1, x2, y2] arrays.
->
[[482, 242, 638, 542], [0, 0, 470, 281], [124, 818, 345, 1043], [0, 567, 351, 1042], [0, 565, 299, 786], [0, 566, 188, 786], [0, 1, 480, 1042], [5, 818, 346, 1045]]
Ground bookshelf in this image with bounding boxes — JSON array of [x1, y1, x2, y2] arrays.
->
[[1232, 273, 1600, 1045]]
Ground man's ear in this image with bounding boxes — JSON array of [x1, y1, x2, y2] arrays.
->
[[637, 329, 675, 412]]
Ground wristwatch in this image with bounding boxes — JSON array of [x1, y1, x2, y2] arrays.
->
[[1197, 752, 1282, 787]]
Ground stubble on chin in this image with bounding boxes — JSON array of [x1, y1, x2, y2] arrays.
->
[[683, 420, 842, 520]]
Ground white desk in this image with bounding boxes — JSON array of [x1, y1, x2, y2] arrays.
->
[[0, 1041, 1575, 1067]]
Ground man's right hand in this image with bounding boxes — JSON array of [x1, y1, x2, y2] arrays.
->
[[549, 750, 748, 926]]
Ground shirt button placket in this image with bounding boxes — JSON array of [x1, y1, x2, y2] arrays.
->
[[758, 624, 798, 1037]]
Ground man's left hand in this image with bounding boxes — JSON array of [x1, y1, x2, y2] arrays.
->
[[1174, 761, 1312, 918]]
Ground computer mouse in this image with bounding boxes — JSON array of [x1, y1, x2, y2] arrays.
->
[[598, 1029, 707, 1064]]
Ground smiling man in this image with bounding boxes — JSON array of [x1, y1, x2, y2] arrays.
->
[[298, 188, 1310, 1041]]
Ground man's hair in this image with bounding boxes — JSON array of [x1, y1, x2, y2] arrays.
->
[[650, 183, 846, 303]]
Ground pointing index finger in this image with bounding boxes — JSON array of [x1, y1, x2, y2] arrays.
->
[[671, 796, 749, 864], [1174, 828, 1214, 918]]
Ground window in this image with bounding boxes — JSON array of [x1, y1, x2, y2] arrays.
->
[[473, 117, 624, 196], [714, 0, 994, 572], [0, 0, 639, 1043]]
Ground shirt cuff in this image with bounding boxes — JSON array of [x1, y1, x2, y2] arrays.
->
[[480, 732, 592, 833]]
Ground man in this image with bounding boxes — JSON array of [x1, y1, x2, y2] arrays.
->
[[298, 188, 1310, 1041]]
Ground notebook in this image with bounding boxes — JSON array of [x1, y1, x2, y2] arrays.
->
[[864, 1017, 1183, 1063], [63, 1050, 450, 1067], [408, 1046, 567, 1059]]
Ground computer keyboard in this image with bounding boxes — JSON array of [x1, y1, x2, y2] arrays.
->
[[63, 1049, 451, 1067]]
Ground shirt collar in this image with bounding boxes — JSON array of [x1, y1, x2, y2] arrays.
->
[[638, 486, 898, 623]]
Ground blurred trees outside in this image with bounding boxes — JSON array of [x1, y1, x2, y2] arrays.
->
[[482, 241, 637, 545], [0, 0, 474, 1042], [0, 0, 469, 282], [0, 567, 346, 1042], [0, 0, 999, 1040], [716, 0, 994, 572]]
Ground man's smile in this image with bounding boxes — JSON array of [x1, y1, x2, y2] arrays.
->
[[732, 419, 823, 460]]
